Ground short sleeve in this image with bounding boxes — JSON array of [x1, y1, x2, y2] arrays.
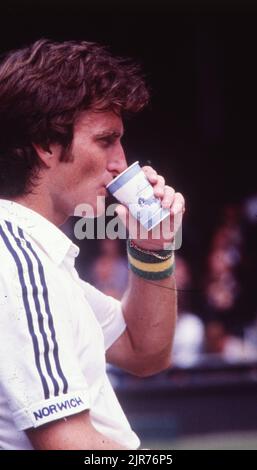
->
[[0, 237, 90, 431], [79, 280, 127, 351]]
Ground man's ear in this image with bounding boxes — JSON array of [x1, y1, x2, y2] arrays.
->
[[32, 143, 60, 168]]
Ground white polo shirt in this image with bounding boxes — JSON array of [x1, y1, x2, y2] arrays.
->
[[0, 200, 140, 450]]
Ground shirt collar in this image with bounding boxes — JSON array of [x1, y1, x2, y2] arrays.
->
[[0, 199, 80, 265]]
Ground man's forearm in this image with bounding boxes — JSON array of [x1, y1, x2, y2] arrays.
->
[[26, 412, 130, 450], [121, 270, 177, 375]]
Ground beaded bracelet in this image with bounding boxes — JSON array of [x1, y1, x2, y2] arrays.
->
[[127, 240, 175, 280]]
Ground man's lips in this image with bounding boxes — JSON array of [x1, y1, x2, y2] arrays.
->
[[105, 177, 114, 187]]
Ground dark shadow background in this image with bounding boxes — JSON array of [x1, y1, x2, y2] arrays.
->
[[1, 0, 256, 324]]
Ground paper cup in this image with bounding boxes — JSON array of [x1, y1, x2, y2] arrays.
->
[[106, 161, 170, 231]]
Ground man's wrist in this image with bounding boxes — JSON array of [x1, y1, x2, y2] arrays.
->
[[127, 239, 175, 280], [128, 239, 172, 260]]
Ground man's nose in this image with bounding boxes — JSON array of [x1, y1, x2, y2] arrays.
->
[[107, 147, 127, 177]]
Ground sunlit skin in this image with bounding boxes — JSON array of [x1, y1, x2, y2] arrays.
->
[[50, 110, 127, 217]]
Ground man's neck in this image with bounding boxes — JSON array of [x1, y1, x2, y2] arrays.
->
[[11, 192, 68, 227]]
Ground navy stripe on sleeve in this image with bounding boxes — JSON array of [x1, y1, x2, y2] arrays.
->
[[6, 222, 62, 397], [0, 224, 50, 399], [18, 226, 69, 394]]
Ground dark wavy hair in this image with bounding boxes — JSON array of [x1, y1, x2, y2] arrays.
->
[[0, 39, 149, 197]]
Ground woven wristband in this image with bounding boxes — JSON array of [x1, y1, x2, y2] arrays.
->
[[127, 240, 175, 280]]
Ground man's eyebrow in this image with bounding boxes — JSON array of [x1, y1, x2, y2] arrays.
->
[[94, 130, 124, 139]]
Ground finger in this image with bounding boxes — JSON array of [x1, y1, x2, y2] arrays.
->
[[152, 175, 165, 198], [171, 192, 185, 216], [161, 185, 175, 209], [142, 166, 158, 184]]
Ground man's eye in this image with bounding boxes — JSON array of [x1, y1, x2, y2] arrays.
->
[[99, 138, 115, 147]]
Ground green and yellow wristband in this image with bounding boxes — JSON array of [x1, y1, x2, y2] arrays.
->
[[127, 240, 175, 280]]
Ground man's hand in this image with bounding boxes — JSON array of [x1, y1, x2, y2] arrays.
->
[[115, 165, 185, 250]]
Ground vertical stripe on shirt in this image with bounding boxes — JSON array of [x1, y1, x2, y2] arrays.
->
[[0, 224, 50, 399], [17, 226, 68, 394], [7, 221, 63, 397]]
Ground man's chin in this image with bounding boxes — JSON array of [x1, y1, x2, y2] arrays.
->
[[73, 196, 106, 218]]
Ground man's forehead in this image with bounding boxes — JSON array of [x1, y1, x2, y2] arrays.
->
[[76, 110, 124, 135]]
